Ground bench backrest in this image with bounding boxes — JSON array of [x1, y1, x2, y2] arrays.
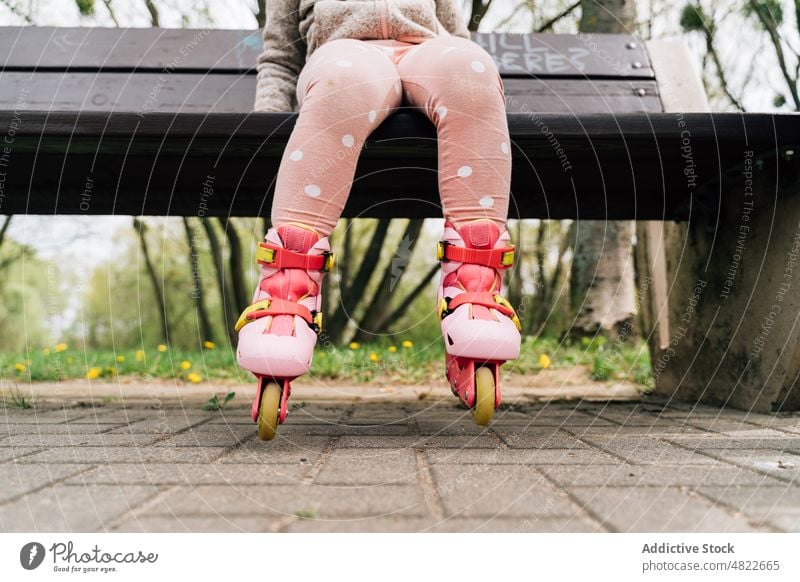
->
[[0, 27, 662, 114]]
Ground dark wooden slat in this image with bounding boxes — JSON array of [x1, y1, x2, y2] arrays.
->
[[0, 72, 661, 113], [0, 111, 795, 220], [0, 27, 258, 72], [503, 78, 661, 113], [0, 27, 654, 79]]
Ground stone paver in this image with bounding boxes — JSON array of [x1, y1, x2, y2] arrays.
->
[[141, 484, 429, 519], [568, 486, 772, 532], [1, 396, 799, 532], [0, 463, 89, 503], [0, 484, 161, 532]]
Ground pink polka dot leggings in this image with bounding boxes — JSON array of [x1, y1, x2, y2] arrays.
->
[[272, 35, 511, 236]]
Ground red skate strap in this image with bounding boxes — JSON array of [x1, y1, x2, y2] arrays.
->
[[257, 243, 333, 271], [447, 292, 515, 318], [438, 242, 515, 269], [247, 298, 313, 324]]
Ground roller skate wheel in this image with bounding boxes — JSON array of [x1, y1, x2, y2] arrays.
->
[[472, 366, 495, 426], [258, 382, 282, 441]]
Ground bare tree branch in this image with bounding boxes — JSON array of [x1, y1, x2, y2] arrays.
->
[[537, 0, 581, 32], [102, 0, 120, 26], [0, 215, 12, 248], [145, 0, 160, 27], [133, 218, 170, 343], [216, 217, 249, 313], [327, 219, 391, 343], [202, 217, 237, 346], [748, 0, 800, 110], [469, 0, 495, 31], [0, 0, 33, 23], [350, 219, 425, 343], [182, 217, 215, 344], [377, 262, 439, 332], [494, 1, 527, 31], [703, 26, 746, 111]]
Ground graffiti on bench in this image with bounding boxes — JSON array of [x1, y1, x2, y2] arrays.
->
[[472, 32, 649, 78]]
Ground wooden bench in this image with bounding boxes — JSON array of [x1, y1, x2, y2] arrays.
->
[[1, 27, 799, 412]]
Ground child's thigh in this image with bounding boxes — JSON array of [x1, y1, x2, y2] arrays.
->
[[398, 36, 499, 84], [297, 39, 401, 105]]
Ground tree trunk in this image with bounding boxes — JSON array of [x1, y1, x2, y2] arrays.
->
[[217, 217, 249, 313], [182, 217, 215, 344], [506, 220, 524, 316], [133, 218, 169, 343], [468, 0, 494, 31], [144, 0, 159, 27], [569, 0, 637, 338], [377, 262, 439, 332], [579, 0, 635, 33], [0, 215, 12, 249], [350, 219, 424, 343], [327, 219, 391, 344], [254, 0, 267, 28], [202, 218, 237, 346], [570, 221, 635, 337]]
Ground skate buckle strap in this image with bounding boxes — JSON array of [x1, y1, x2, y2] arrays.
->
[[439, 292, 522, 331], [235, 298, 323, 334], [437, 241, 515, 269], [256, 242, 335, 272]]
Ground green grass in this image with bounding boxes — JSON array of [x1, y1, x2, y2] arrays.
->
[[202, 391, 236, 411], [2, 386, 35, 409], [0, 336, 654, 388], [294, 507, 319, 519]]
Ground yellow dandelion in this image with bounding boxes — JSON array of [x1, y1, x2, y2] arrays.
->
[[348, 342, 361, 350], [66, 357, 74, 365], [180, 360, 192, 370], [187, 372, 202, 383], [42, 348, 51, 356], [539, 354, 552, 369], [54, 343, 68, 353], [388, 345, 398, 353], [86, 367, 102, 380], [135, 350, 145, 361], [157, 344, 168, 352], [402, 340, 413, 349], [107, 366, 117, 375], [203, 340, 216, 350], [369, 352, 380, 363], [116, 354, 126, 363], [14, 362, 26, 373]]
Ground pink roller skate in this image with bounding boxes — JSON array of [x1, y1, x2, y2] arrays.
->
[[437, 220, 521, 425], [236, 223, 334, 440]]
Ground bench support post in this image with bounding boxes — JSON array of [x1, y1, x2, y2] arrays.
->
[[637, 40, 800, 411]]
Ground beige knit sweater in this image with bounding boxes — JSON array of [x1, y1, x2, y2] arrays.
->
[[255, 0, 471, 112]]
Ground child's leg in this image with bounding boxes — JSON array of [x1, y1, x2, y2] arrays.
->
[[396, 36, 511, 228], [272, 39, 403, 236], [398, 36, 517, 426]]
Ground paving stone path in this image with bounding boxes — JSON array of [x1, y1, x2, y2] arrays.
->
[[1, 394, 799, 532]]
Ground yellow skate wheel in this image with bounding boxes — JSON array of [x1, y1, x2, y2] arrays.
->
[[258, 382, 282, 441], [472, 367, 495, 426]]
